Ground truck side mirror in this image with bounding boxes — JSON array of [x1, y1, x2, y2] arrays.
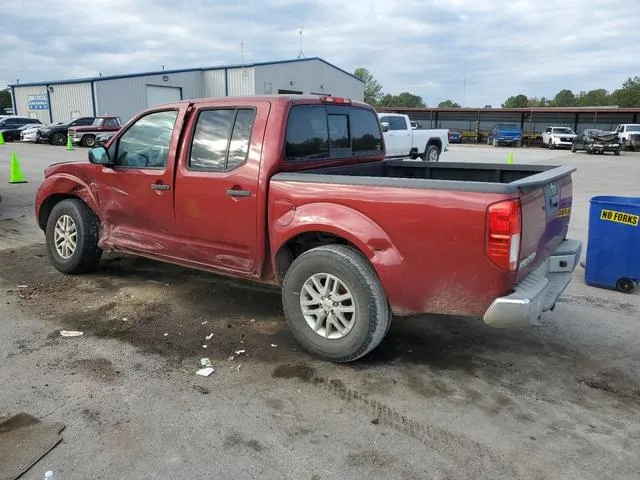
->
[[380, 122, 389, 132], [88, 146, 110, 165]]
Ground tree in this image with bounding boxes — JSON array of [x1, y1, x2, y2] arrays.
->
[[378, 92, 426, 108], [552, 89, 576, 107], [0, 88, 12, 113], [611, 76, 640, 107], [502, 94, 529, 108], [527, 97, 550, 107], [576, 89, 612, 106], [353, 68, 383, 106], [438, 99, 461, 108]]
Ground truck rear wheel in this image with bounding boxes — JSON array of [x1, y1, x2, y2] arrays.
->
[[45, 199, 102, 274], [82, 135, 96, 148], [423, 144, 440, 161], [282, 244, 391, 363]]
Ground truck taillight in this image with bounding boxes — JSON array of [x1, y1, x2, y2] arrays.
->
[[487, 199, 521, 271], [320, 96, 351, 104]]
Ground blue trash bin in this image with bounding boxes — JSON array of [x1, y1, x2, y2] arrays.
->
[[584, 195, 640, 293]]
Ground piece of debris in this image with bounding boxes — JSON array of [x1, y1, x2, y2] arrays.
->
[[196, 367, 214, 377], [236, 365, 242, 371], [201, 320, 208, 325], [200, 358, 213, 368], [164, 333, 169, 337], [60, 330, 83, 337], [371, 418, 380, 425], [205, 333, 214, 340], [249, 318, 256, 323], [271, 344, 278, 348], [17, 284, 28, 288], [193, 385, 209, 395], [228, 356, 235, 361], [202, 345, 207, 349], [122, 317, 128, 322], [234, 349, 246, 355]]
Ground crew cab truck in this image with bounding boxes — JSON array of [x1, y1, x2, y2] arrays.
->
[[614, 124, 640, 151], [35, 95, 582, 363], [487, 123, 522, 147], [378, 113, 449, 161], [70, 116, 122, 148]]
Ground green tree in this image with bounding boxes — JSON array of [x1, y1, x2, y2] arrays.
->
[[611, 76, 640, 107], [502, 94, 529, 108], [576, 89, 611, 106], [552, 89, 576, 107], [378, 92, 426, 108], [438, 99, 461, 108], [353, 68, 383, 106], [0, 88, 12, 113]]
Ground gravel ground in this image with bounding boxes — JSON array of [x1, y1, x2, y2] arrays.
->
[[1, 142, 639, 480]]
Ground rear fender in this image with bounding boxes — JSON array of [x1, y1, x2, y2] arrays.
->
[[270, 202, 405, 303], [36, 173, 99, 229]]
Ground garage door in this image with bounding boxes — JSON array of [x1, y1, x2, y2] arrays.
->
[[146, 85, 182, 107]]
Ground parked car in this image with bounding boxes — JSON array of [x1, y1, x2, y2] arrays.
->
[[571, 129, 621, 155], [69, 116, 122, 147], [448, 128, 462, 144], [613, 124, 640, 151], [0, 116, 39, 133], [378, 113, 449, 161], [541, 126, 577, 149], [487, 123, 522, 147], [35, 95, 581, 362], [38, 117, 96, 145], [0, 121, 42, 142], [21, 123, 53, 142]]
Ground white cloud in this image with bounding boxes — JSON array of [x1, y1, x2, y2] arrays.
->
[[1, 0, 637, 106]]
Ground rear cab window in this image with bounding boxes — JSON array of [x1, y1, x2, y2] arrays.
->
[[284, 105, 383, 162]]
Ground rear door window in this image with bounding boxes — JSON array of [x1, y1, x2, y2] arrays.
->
[[284, 105, 382, 161]]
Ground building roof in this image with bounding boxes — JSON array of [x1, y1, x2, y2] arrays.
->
[[9, 57, 364, 88], [377, 106, 640, 114]]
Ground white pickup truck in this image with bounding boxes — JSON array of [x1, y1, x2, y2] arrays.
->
[[614, 124, 640, 151], [378, 113, 449, 161]]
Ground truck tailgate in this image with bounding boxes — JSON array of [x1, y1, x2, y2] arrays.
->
[[513, 166, 575, 281]]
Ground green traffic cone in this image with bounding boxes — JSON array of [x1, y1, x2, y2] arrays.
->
[[66, 133, 74, 151], [507, 152, 514, 164], [9, 152, 27, 183], [0, 131, 5, 145]]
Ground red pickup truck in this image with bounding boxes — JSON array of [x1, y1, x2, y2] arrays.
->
[[35, 95, 582, 362]]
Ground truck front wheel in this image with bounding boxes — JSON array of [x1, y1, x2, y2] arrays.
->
[[282, 244, 391, 363], [45, 199, 102, 274]]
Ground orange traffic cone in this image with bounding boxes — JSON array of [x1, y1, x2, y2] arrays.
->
[[9, 152, 27, 183]]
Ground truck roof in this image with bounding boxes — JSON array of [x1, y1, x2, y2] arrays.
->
[[151, 94, 371, 109]]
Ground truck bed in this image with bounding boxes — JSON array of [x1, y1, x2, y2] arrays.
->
[[275, 159, 574, 193]]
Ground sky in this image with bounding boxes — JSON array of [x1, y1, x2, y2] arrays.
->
[[1, 0, 638, 107]]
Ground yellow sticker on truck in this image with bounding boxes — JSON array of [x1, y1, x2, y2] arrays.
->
[[600, 209, 639, 227], [556, 207, 571, 218]]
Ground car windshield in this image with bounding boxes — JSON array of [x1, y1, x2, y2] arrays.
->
[[627, 125, 640, 132], [497, 124, 518, 129], [553, 127, 575, 134]]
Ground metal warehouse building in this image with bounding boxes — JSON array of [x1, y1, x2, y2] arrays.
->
[[9, 57, 364, 124]]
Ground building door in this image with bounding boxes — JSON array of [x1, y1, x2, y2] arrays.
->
[[146, 85, 182, 108]]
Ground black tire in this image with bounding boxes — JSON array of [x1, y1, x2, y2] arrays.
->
[[571, 144, 576, 153], [423, 144, 440, 161], [45, 198, 102, 274], [616, 278, 636, 294], [548, 139, 554, 150], [614, 147, 621, 156], [81, 135, 96, 148], [51, 132, 66, 146], [282, 244, 391, 363]]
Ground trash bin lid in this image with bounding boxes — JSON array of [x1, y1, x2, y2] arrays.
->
[[590, 195, 640, 208]]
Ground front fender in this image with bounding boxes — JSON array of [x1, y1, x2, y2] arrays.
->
[[35, 173, 100, 229], [270, 202, 407, 311]]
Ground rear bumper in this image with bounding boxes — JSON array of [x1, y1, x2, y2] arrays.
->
[[483, 239, 582, 328]]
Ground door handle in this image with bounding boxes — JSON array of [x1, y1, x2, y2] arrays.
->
[[226, 188, 251, 197], [151, 183, 170, 191]]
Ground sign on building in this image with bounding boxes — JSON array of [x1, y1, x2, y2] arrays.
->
[[27, 94, 49, 110]]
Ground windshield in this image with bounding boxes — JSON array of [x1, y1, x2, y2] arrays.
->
[[553, 127, 575, 135], [627, 125, 640, 132], [497, 124, 518, 129]]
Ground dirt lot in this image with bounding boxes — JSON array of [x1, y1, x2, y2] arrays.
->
[[1, 143, 639, 479]]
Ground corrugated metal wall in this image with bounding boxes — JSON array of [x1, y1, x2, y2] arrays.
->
[[48, 83, 93, 122], [94, 70, 202, 123], [253, 59, 364, 100], [12, 85, 51, 123], [201, 69, 226, 98], [226, 67, 255, 96]]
